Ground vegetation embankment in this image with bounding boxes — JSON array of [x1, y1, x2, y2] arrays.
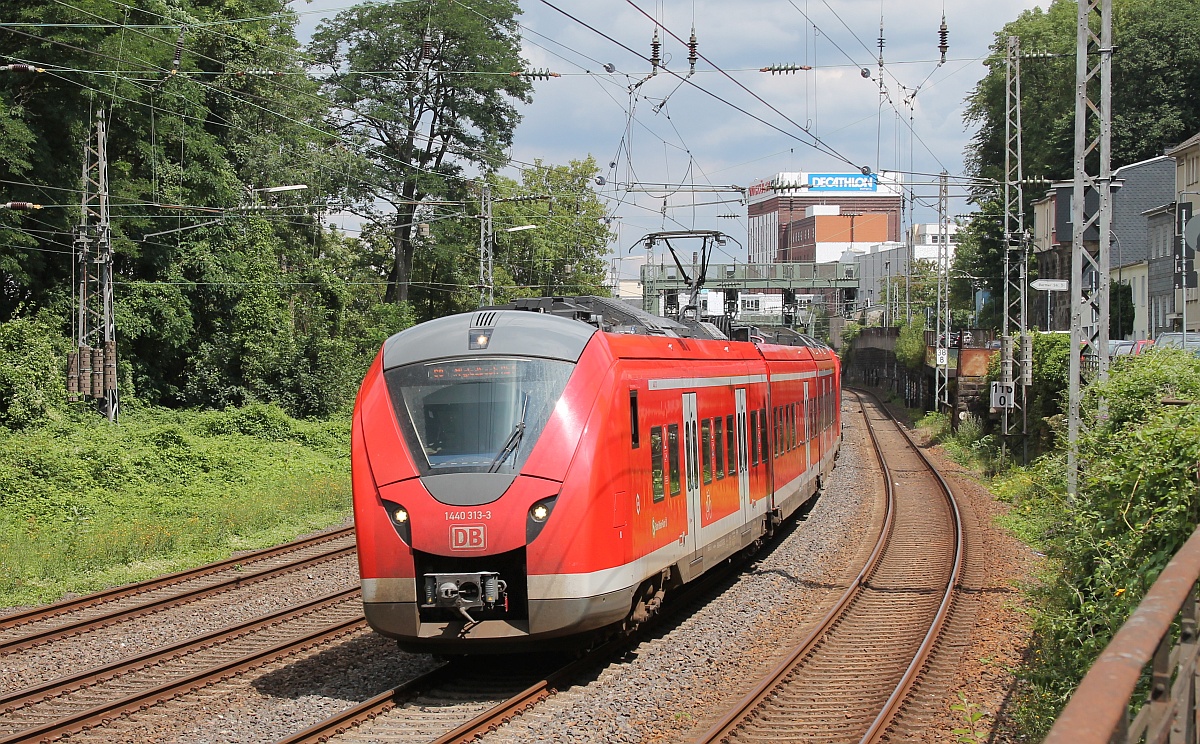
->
[[914, 338, 1200, 739], [0, 315, 353, 609]]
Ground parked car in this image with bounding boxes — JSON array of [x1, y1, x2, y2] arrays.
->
[[1153, 333, 1200, 355]]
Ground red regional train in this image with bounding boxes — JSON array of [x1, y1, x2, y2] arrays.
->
[[352, 296, 842, 653]]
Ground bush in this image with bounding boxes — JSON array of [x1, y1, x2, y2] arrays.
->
[[0, 405, 351, 607], [1006, 350, 1200, 736], [0, 313, 69, 429]]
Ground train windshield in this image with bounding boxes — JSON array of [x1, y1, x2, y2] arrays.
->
[[384, 357, 574, 475]]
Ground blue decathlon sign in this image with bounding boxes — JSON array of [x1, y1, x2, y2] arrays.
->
[[806, 173, 879, 192]]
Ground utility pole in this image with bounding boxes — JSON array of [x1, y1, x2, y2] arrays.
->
[[935, 172, 951, 413], [67, 110, 117, 422], [1067, 0, 1113, 497], [1003, 35, 1031, 461]]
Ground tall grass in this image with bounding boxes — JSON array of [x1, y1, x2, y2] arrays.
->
[[0, 403, 350, 607]]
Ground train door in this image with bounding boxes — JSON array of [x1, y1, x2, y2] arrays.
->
[[682, 392, 702, 555], [735, 388, 750, 523], [803, 381, 811, 469]]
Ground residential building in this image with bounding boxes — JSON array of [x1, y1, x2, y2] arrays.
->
[[1030, 155, 1175, 335]]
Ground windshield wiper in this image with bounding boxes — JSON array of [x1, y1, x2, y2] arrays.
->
[[488, 393, 529, 473]]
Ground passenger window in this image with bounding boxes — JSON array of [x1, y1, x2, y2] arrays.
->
[[701, 419, 713, 484], [630, 390, 640, 449], [759, 408, 768, 463], [791, 404, 798, 449], [668, 423, 681, 496], [726, 414, 736, 475], [750, 410, 759, 465], [650, 427, 664, 502], [713, 417, 725, 479]]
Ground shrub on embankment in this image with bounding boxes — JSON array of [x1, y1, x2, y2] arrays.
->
[[991, 349, 1200, 736], [0, 403, 351, 607]]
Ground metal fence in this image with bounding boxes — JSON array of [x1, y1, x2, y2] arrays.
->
[[1045, 525, 1200, 743]]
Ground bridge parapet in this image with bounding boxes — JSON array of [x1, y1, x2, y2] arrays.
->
[[1046, 525, 1200, 743]]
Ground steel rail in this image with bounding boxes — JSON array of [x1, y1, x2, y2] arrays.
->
[[0, 616, 366, 744], [277, 664, 457, 744], [860, 389, 965, 742], [0, 527, 353, 631], [279, 553, 746, 744], [0, 542, 355, 653], [696, 389, 963, 743], [697, 388, 898, 742], [0, 588, 360, 712]]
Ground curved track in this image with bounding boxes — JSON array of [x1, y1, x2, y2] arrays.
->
[[698, 389, 964, 743]]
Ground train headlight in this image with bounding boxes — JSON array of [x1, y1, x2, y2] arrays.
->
[[381, 499, 412, 545], [526, 496, 558, 543]]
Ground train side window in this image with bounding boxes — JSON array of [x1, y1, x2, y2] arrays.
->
[[776, 407, 784, 457], [713, 417, 725, 479], [650, 426, 664, 502], [759, 408, 769, 463], [749, 410, 759, 465], [787, 403, 796, 451], [701, 419, 713, 484], [784, 405, 792, 453], [787, 404, 795, 451], [630, 389, 640, 449], [668, 423, 681, 496], [725, 414, 736, 475]]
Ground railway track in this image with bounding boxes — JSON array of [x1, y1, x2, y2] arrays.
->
[[0, 527, 355, 654], [698, 389, 964, 743], [0, 527, 363, 743]]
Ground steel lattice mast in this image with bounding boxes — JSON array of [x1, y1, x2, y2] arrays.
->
[[1003, 35, 1031, 456], [68, 110, 117, 422], [935, 172, 951, 412], [1067, 0, 1113, 496]]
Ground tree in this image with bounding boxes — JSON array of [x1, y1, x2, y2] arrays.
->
[[308, 0, 532, 305], [489, 158, 612, 301], [966, 0, 1200, 188]]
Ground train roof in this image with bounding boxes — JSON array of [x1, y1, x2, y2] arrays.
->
[[488, 296, 832, 351], [381, 296, 833, 369]]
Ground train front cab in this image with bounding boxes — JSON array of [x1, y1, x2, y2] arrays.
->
[[354, 310, 647, 652]]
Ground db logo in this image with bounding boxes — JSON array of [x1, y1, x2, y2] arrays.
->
[[450, 524, 486, 551]]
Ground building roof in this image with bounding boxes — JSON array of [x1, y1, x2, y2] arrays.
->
[[1167, 131, 1200, 157]]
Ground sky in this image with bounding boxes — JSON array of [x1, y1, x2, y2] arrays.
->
[[290, 0, 1049, 279]]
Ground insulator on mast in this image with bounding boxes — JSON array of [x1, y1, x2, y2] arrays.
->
[[1, 202, 42, 210], [67, 351, 80, 402], [169, 28, 185, 75], [938, 16, 949, 64], [687, 27, 698, 77], [650, 28, 661, 76], [0, 64, 45, 73]]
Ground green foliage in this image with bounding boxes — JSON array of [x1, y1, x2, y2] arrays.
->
[[0, 312, 69, 428], [894, 319, 928, 370], [488, 158, 613, 301], [308, 0, 531, 304], [1002, 351, 1200, 737], [967, 0, 1200, 187], [950, 693, 990, 743], [0, 405, 350, 606]]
